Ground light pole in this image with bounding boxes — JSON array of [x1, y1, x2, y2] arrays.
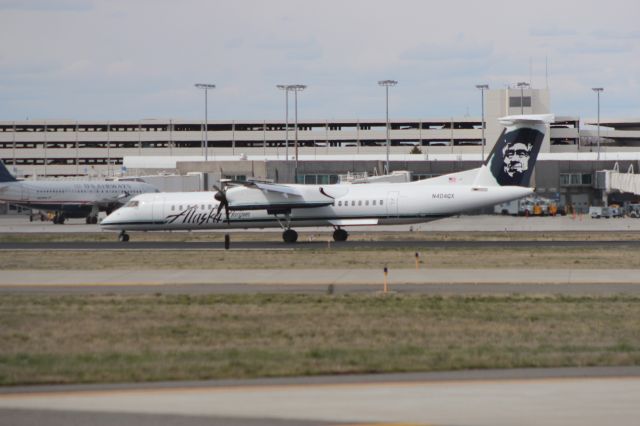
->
[[194, 83, 215, 161], [289, 84, 306, 182], [276, 85, 290, 161], [516, 82, 529, 115], [476, 84, 489, 161], [592, 87, 604, 162], [378, 79, 397, 174]]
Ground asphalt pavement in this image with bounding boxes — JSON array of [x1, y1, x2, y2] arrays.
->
[[2, 367, 639, 426]]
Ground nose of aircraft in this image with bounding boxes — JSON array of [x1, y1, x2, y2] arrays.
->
[[100, 210, 120, 228]]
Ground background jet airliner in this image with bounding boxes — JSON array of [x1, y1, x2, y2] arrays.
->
[[0, 161, 159, 224], [101, 114, 552, 242]]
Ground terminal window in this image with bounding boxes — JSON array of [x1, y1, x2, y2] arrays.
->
[[509, 96, 532, 108], [560, 173, 592, 186]]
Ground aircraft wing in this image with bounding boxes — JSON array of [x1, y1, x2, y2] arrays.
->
[[251, 182, 303, 196], [225, 183, 334, 212]]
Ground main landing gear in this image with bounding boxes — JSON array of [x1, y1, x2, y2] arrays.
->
[[85, 216, 98, 224], [282, 228, 298, 243], [273, 212, 349, 243], [118, 230, 130, 242], [273, 211, 298, 243], [333, 227, 349, 242], [52, 213, 66, 225], [280, 227, 349, 243]]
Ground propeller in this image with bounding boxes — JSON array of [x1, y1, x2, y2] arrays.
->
[[213, 182, 232, 250], [212, 184, 230, 225]]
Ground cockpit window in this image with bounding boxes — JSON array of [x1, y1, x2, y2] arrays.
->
[[125, 200, 139, 208]]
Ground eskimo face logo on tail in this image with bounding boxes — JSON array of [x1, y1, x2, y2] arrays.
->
[[503, 141, 532, 177], [489, 127, 544, 187]]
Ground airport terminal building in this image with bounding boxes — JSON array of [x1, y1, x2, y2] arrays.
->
[[1, 86, 640, 212]]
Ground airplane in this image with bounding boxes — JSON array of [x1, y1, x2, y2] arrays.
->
[[101, 114, 553, 243], [0, 161, 159, 224]]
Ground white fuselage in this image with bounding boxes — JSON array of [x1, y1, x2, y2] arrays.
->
[[101, 181, 533, 231], [0, 180, 159, 214]]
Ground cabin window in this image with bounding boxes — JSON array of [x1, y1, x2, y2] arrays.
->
[[380, 200, 384, 205], [351, 200, 355, 206], [171, 205, 175, 211], [373, 200, 376, 206], [201, 204, 205, 210], [208, 204, 212, 209], [365, 200, 369, 206], [358, 200, 362, 206], [338, 201, 342, 206], [179, 205, 183, 210]]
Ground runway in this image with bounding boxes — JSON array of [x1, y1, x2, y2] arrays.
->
[[1, 268, 640, 295], [2, 214, 640, 233], [1, 367, 639, 426], [2, 239, 640, 251]]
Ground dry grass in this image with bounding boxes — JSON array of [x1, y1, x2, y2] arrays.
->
[[1, 247, 640, 269], [1, 294, 639, 385], [1, 230, 640, 243]]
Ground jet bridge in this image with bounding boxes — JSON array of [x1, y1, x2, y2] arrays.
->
[[596, 163, 640, 195]]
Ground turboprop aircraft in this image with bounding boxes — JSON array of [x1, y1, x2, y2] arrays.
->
[[101, 114, 553, 242], [0, 161, 159, 224]]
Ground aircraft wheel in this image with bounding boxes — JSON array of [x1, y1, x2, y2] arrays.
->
[[333, 228, 349, 242], [282, 229, 298, 243], [85, 217, 91, 224], [91, 216, 98, 224], [58, 215, 66, 225], [118, 231, 130, 242]]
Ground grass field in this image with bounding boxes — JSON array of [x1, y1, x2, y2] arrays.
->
[[1, 246, 639, 269], [2, 230, 639, 270], [1, 293, 639, 386], [1, 230, 640, 243]]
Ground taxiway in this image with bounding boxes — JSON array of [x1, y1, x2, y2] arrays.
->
[[1, 367, 639, 426]]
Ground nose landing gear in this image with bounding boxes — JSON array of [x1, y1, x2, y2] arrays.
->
[[118, 230, 130, 242]]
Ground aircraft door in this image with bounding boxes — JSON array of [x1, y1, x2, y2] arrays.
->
[[386, 191, 399, 217], [151, 195, 165, 223]]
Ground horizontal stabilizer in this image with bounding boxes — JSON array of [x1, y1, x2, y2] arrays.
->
[[498, 114, 555, 126]]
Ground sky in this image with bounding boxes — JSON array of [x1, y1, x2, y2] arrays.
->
[[0, 0, 638, 122]]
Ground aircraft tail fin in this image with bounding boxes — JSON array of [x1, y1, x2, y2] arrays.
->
[[0, 160, 17, 183], [474, 114, 553, 187]]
